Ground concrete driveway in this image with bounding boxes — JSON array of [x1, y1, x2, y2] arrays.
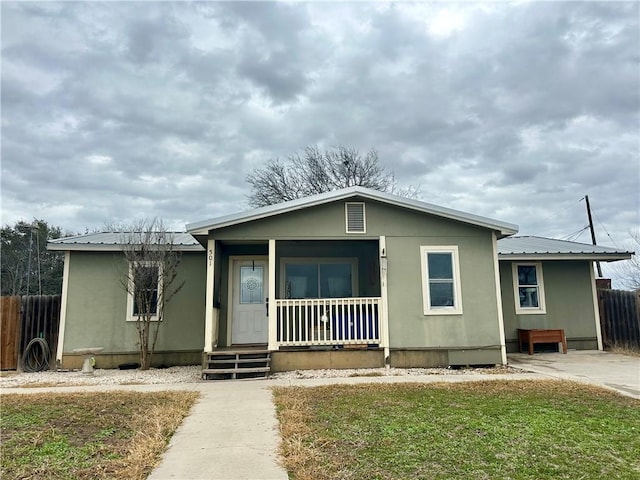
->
[[508, 350, 640, 399]]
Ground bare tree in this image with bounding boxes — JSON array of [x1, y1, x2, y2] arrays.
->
[[611, 229, 640, 291], [111, 218, 184, 370], [246, 146, 417, 207]]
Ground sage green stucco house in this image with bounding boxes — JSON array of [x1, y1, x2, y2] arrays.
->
[[48, 187, 632, 372]]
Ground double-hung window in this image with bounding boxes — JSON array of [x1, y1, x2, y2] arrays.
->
[[282, 258, 357, 299], [512, 262, 546, 314], [127, 262, 161, 321], [420, 246, 463, 315]]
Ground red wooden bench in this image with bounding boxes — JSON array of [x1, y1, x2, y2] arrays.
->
[[518, 328, 567, 355]]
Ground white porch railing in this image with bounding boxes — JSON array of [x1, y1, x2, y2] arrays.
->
[[275, 297, 381, 347]]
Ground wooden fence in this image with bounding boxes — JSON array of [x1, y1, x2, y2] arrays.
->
[[598, 289, 640, 350], [0, 295, 61, 370]]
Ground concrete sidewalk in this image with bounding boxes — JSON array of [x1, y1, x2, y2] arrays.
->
[[148, 381, 287, 480], [508, 350, 640, 399]]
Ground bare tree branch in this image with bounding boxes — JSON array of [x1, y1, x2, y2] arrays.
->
[[246, 145, 418, 207], [610, 228, 640, 291]]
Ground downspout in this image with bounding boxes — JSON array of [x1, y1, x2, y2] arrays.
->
[[589, 264, 604, 350], [492, 232, 508, 365], [55, 251, 71, 368]]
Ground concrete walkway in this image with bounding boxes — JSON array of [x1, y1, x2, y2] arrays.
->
[[508, 350, 640, 399], [148, 381, 287, 480]]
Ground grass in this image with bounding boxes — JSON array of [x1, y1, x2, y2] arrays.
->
[[608, 344, 640, 357], [273, 380, 640, 480], [1, 390, 199, 480]]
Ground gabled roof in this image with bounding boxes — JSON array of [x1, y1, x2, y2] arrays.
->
[[186, 186, 519, 237], [497, 236, 633, 261], [47, 232, 204, 252]]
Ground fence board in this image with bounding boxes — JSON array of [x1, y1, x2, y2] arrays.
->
[[0, 295, 61, 370], [598, 289, 640, 350], [1, 296, 21, 370]]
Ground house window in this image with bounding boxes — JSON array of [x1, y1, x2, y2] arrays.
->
[[512, 263, 546, 314], [419, 246, 463, 315], [282, 258, 357, 298], [127, 262, 161, 321], [345, 202, 366, 233]]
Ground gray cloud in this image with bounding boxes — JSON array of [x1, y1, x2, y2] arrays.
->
[[1, 1, 638, 285]]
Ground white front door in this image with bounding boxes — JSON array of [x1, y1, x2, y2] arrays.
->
[[231, 259, 269, 344]]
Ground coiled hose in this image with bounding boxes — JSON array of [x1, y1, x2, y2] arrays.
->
[[22, 338, 51, 372]]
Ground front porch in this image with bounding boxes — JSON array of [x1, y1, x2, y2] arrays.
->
[[202, 238, 390, 359]]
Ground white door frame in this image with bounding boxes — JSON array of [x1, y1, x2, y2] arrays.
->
[[227, 255, 269, 346]]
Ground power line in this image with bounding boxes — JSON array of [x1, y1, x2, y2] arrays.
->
[[590, 207, 620, 248], [561, 225, 589, 241]]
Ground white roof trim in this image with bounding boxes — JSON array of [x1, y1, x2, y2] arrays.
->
[[186, 186, 519, 236], [47, 232, 204, 252], [498, 253, 632, 261], [497, 236, 633, 262]]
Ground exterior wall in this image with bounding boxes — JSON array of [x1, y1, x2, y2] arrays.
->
[[499, 260, 598, 352], [385, 232, 501, 350], [60, 251, 206, 368], [210, 198, 504, 365]]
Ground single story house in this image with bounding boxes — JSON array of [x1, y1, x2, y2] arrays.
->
[[48, 187, 632, 374]]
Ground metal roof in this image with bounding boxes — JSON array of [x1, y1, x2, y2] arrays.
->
[[497, 236, 633, 261], [186, 186, 519, 237], [47, 232, 204, 251]]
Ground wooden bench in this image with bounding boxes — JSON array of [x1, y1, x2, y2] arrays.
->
[[518, 328, 567, 355]]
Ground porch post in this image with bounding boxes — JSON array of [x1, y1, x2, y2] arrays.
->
[[379, 236, 390, 363], [204, 238, 216, 352], [267, 239, 278, 350]]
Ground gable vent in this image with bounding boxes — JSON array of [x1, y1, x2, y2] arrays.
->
[[345, 202, 366, 233]]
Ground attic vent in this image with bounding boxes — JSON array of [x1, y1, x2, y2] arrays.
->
[[345, 202, 366, 233]]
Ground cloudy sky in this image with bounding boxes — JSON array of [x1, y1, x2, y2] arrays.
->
[[2, 2, 638, 266]]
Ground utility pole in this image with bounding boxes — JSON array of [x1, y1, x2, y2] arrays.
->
[[584, 195, 603, 277]]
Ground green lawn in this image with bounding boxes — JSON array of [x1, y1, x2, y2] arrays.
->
[[1, 390, 199, 480], [273, 380, 640, 480]]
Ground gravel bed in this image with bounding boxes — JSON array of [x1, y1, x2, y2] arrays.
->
[[0, 364, 518, 388], [0, 365, 203, 388], [270, 365, 517, 380]]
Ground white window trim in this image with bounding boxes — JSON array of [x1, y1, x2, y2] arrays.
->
[[419, 246, 463, 315], [345, 202, 366, 234], [279, 257, 358, 298], [126, 261, 163, 322], [512, 262, 546, 315]]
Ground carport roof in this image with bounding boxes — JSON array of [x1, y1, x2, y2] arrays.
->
[[498, 236, 633, 261]]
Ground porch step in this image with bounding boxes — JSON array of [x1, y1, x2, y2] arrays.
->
[[202, 349, 271, 381]]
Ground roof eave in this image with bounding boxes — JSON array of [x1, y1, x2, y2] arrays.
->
[[47, 243, 205, 252], [498, 253, 633, 262]]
